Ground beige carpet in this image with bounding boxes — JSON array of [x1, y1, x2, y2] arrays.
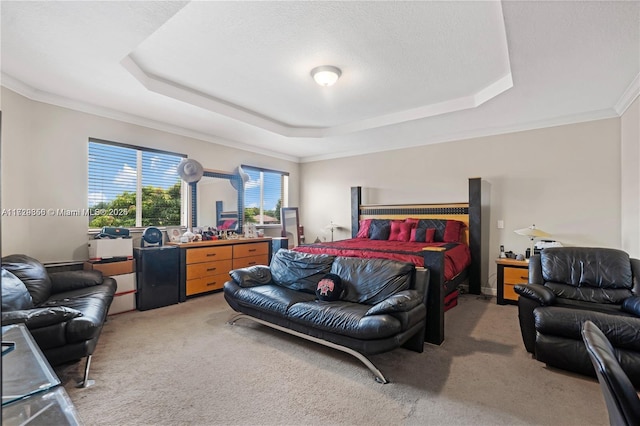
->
[[56, 293, 608, 425]]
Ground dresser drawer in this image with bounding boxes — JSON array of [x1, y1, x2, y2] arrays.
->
[[504, 267, 529, 285], [234, 242, 269, 259], [186, 273, 228, 296], [186, 259, 233, 280], [503, 283, 519, 301], [186, 246, 232, 264], [232, 254, 269, 269]]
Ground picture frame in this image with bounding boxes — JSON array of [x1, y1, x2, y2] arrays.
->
[[166, 227, 184, 243]]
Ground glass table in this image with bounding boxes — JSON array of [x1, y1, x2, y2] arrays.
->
[[2, 324, 83, 425]]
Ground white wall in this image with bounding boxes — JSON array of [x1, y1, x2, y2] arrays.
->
[[0, 87, 299, 262], [300, 118, 622, 294], [621, 96, 640, 258]]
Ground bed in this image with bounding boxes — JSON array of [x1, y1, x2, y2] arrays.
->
[[293, 178, 484, 345]]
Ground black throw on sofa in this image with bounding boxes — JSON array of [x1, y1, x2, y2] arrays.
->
[[514, 247, 640, 386], [2, 254, 117, 387], [224, 249, 429, 383]]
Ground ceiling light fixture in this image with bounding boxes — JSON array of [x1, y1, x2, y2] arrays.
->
[[311, 65, 341, 87]]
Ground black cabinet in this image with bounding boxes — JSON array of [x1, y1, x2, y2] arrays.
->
[[133, 246, 179, 311]]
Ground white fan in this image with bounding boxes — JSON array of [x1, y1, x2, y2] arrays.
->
[[177, 158, 204, 183], [231, 165, 250, 190]]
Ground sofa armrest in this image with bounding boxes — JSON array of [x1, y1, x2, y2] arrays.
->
[[2, 306, 83, 329], [514, 283, 556, 306], [49, 270, 103, 294], [622, 295, 640, 317], [364, 290, 422, 316], [229, 265, 272, 288]]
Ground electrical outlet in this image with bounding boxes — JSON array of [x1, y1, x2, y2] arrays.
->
[[497, 220, 504, 229]]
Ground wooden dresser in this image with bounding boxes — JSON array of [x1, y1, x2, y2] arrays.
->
[[169, 238, 272, 299]]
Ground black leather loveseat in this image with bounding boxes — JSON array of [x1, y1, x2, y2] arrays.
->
[[514, 247, 640, 386], [224, 249, 429, 383], [2, 254, 117, 387]]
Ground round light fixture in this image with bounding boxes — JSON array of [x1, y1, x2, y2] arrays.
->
[[311, 65, 342, 87]]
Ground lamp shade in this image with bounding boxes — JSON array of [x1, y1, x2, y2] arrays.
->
[[514, 224, 550, 238], [325, 221, 340, 231], [311, 66, 341, 87]]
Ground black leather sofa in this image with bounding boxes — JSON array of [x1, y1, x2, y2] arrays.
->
[[514, 247, 640, 386], [2, 254, 117, 387], [224, 249, 429, 383]]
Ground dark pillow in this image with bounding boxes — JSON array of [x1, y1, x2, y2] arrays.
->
[[356, 219, 372, 238], [316, 273, 344, 301], [2, 268, 34, 311], [416, 219, 447, 242], [369, 220, 390, 240], [410, 227, 436, 243], [443, 220, 465, 242]]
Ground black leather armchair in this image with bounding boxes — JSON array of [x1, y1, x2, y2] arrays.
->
[[582, 320, 640, 426], [514, 247, 640, 386], [1, 254, 117, 387]]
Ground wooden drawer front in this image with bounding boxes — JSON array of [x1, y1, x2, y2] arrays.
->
[[504, 267, 528, 285], [233, 254, 269, 269], [186, 246, 232, 264], [503, 283, 519, 301], [187, 259, 233, 280], [234, 242, 269, 259], [186, 273, 228, 296]]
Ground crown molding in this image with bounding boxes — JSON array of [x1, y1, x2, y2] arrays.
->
[[1, 73, 622, 165], [0, 73, 300, 163], [615, 72, 640, 116], [299, 108, 619, 163]]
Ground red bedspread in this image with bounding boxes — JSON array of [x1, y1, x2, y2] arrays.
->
[[293, 239, 471, 282]]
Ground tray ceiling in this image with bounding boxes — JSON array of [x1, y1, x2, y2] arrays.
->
[[1, 1, 638, 162]]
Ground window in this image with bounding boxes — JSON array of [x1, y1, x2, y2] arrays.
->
[[242, 166, 289, 225], [88, 139, 186, 228]]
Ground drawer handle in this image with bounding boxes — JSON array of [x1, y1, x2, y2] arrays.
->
[[207, 267, 217, 272], [520, 276, 527, 280], [247, 262, 256, 266], [206, 281, 218, 287], [248, 249, 256, 252], [206, 253, 217, 257]]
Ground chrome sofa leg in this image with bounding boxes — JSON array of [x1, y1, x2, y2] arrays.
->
[[228, 313, 389, 384], [76, 355, 95, 388]]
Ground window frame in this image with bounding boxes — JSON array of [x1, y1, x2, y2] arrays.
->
[[241, 165, 289, 227], [88, 138, 187, 231]]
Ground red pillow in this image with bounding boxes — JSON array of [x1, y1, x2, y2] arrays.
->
[[356, 219, 372, 238], [410, 227, 436, 243], [389, 221, 412, 242], [443, 220, 465, 242], [404, 218, 420, 228]]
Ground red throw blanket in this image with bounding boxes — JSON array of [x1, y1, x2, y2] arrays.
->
[[293, 239, 471, 282]]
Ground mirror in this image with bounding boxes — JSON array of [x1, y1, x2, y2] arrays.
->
[[190, 170, 244, 231], [281, 207, 301, 248]]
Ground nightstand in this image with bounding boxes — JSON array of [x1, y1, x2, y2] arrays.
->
[[495, 258, 529, 305]]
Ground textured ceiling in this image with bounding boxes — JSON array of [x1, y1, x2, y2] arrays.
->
[[1, 1, 639, 162]]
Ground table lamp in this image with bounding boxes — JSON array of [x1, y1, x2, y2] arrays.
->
[[324, 221, 340, 242], [514, 224, 551, 258]]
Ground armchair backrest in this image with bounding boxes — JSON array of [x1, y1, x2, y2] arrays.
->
[[529, 247, 636, 304], [1, 254, 52, 306], [582, 320, 640, 426]]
